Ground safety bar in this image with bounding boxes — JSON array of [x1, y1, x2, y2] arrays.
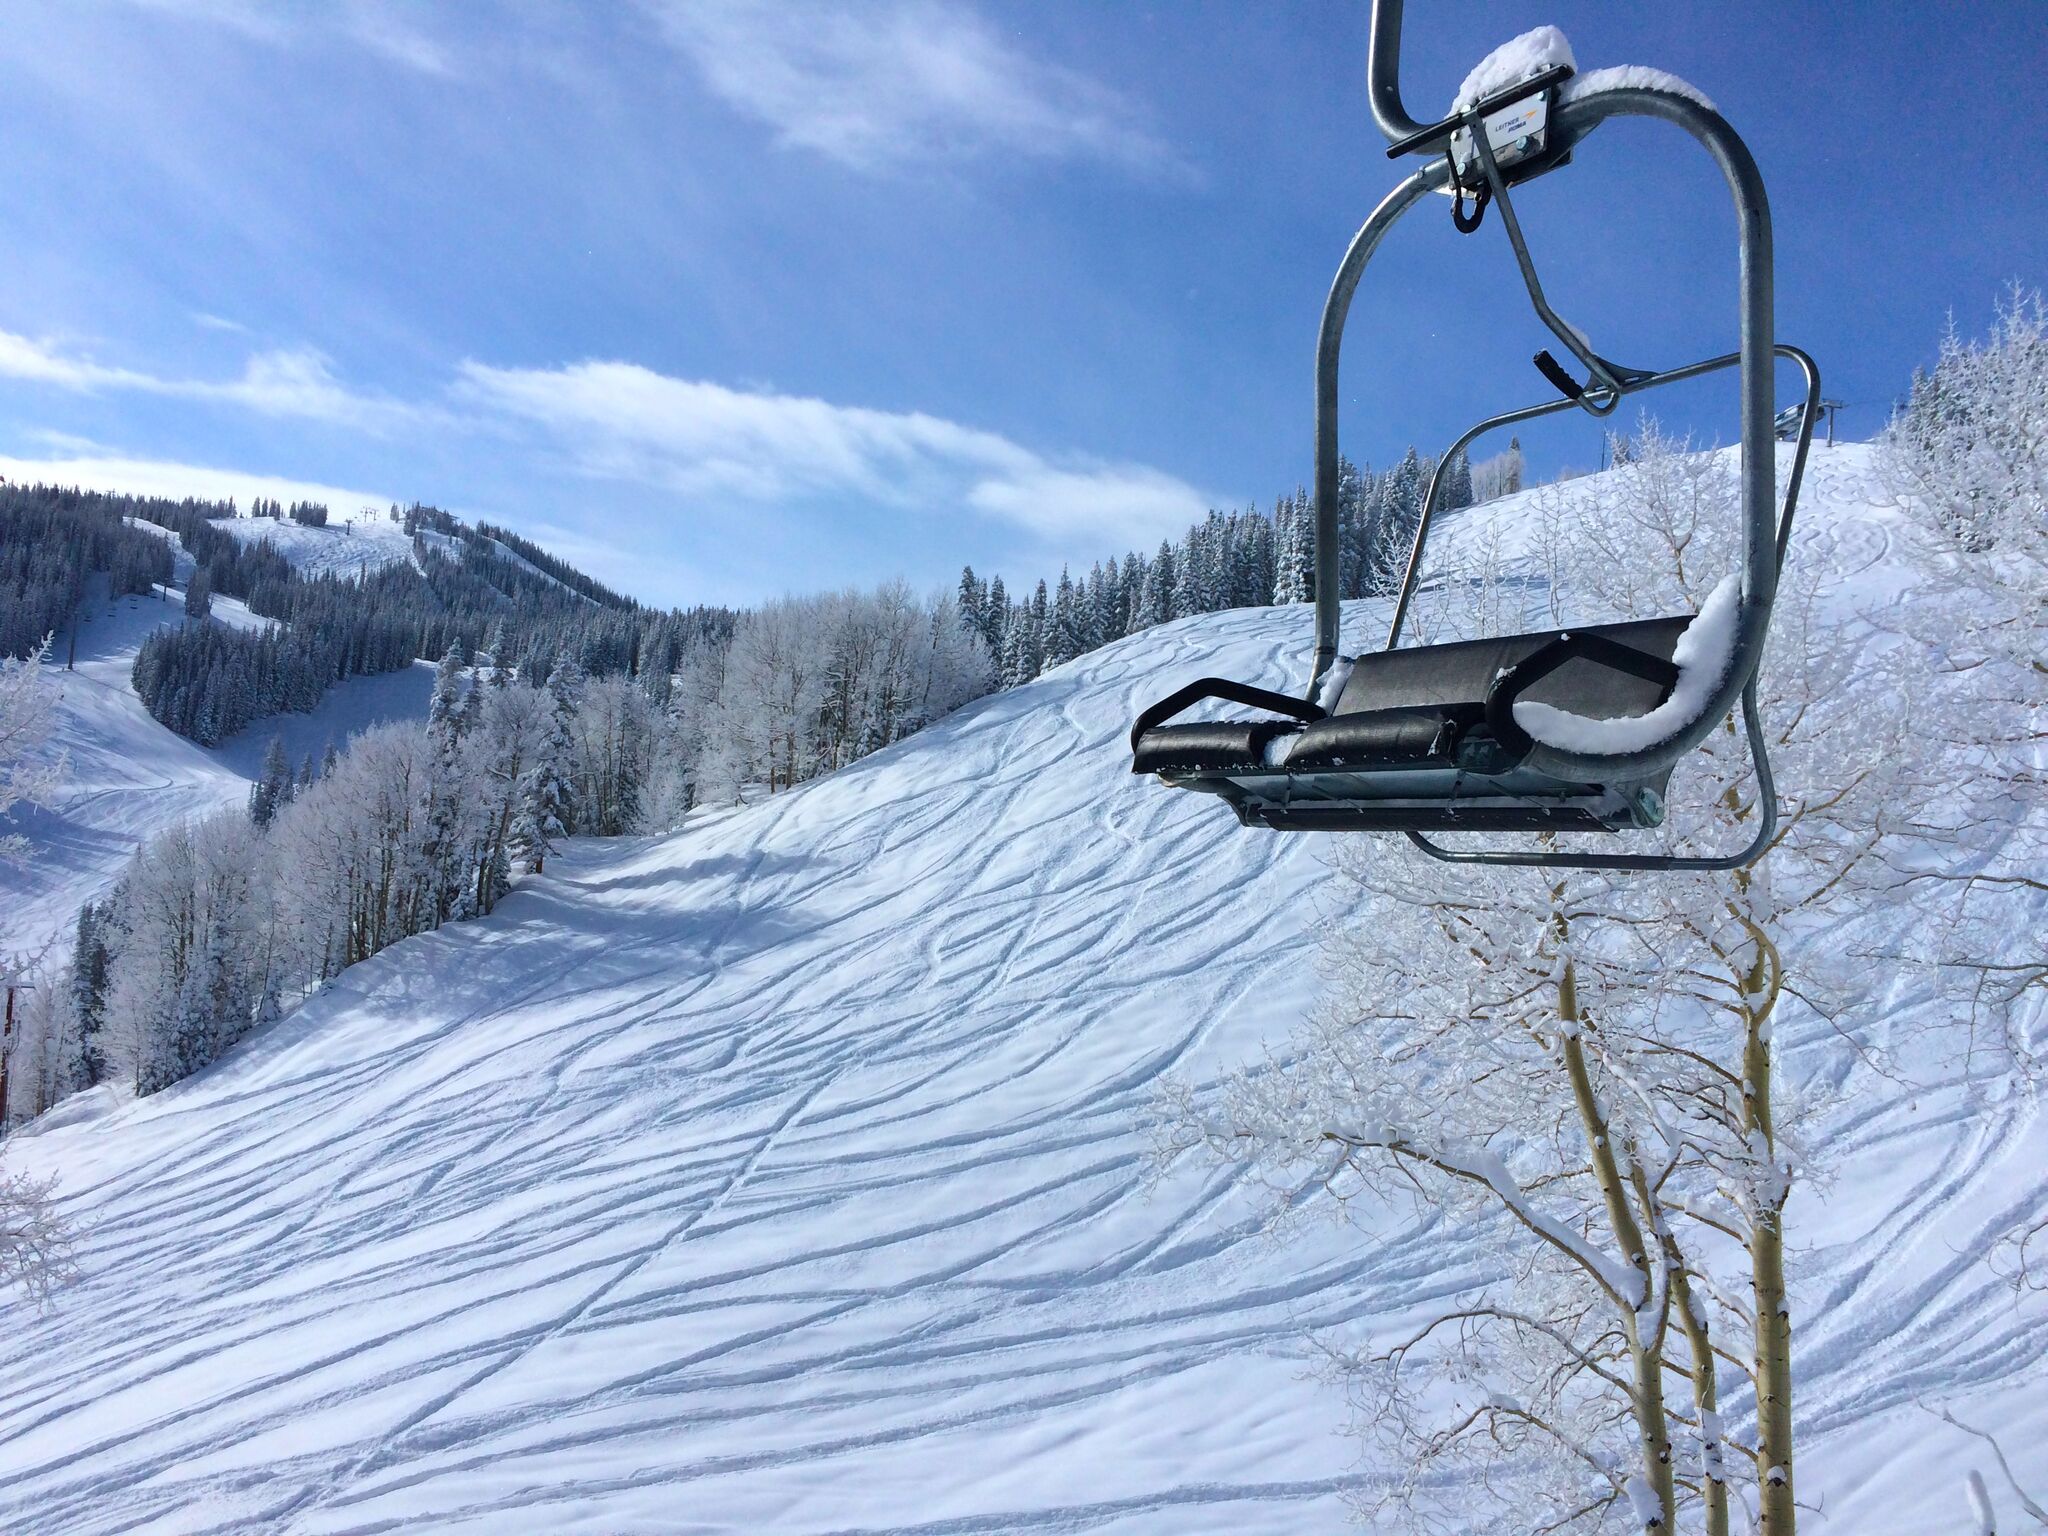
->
[[1385, 344, 1823, 650], [1481, 631, 1681, 764], [1394, 349, 1819, 873], [1406, 677, 1782, 872], [1466, 125, 1631, 411]]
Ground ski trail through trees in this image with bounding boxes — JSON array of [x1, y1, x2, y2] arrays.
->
[[0, 445, 2040, 1534]]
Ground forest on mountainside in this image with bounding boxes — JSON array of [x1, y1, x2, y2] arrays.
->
[[0, 439, 1475, 1120]]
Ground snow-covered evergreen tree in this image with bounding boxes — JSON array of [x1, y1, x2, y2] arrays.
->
[[1137, 541, 1175, 629], [0, 638, 64, 868], [248, 735, 293, 828], [67, 900, 111, 1090]]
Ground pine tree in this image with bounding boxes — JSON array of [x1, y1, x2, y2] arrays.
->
[[184, 569, 212, 620], [957, 567, 983, 648], [1369, 448, 1425, 595], [1138, 540, 1175, 629], [515, 657, 579, 872], [1273, 493, 1313, 605], [1439, 447, 1475, 511], [999, 611, 1034, 687], [1170, 527, 1207, 618], [983, 574, 1008, 656], [68, 901, 110, 1090], [428, 642, 467, 729], [1047, 568, 1083, 666], [248, 735, 292, 827], [422, 643, 473, 920]]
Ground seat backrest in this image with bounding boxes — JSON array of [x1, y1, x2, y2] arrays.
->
[[1339, 615, 1690, 720]]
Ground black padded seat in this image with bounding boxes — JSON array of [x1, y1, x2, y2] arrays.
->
[[1333, 615, 1689, 720], [1284, 702, 1464, 771], [1131, 615, 1692, 778], [1130, 719, 1301, 775], [1128, 615, 1698, 834], [1281, 614, 1691, 771]]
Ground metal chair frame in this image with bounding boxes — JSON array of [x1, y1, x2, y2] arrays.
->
[[1292, 0, 1821, 870]]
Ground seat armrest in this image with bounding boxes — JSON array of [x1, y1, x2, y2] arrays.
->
[[1129, 678, 1325, 753]]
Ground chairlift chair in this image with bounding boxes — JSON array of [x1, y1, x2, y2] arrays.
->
[[1128, 0, 1822, 872]]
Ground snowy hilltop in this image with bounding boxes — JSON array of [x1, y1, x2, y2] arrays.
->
[[0, 430, 2040, 1534]]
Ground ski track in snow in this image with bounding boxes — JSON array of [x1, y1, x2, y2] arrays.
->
[[1, 445, 2042, 1534]]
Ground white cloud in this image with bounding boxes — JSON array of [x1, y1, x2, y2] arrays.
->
[[118, 0, 458, 76], [965, 462, 1215, 545], [0, 451, 395, 515], [0, 330, 418, 433], [339, 5, 456, 77], [646, 0, 1188, 179], [455, 358, 1208, 551], [0, 332, 158, 392], [1, 323, 1213, 566]]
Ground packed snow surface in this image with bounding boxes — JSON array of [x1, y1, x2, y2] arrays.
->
[[1453, 25, 1575, 112], [1, 446, 2042, 1534], [1514, 572, 1741, 754], [210, 513, 416, 581], [5, 573, 433, 964]]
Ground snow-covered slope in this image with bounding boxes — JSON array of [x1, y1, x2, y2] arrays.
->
[[6, 584, 433, 965], [210, 513, 416, 581], [1, 445, 2040, 1534], [415, 526, 594, 602], [5, 588, 249, 963]]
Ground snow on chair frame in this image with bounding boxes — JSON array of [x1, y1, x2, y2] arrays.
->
[[1128, 0, 1822, 872]]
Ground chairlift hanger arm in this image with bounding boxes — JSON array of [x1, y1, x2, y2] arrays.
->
[[1382, 65, 1576, 161], [1365, 0, 1431, 146]]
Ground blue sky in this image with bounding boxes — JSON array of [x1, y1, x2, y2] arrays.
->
[[1, 1, 2042, 609]]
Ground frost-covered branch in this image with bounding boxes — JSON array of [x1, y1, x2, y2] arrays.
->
[[0, 1166, 78, 1307]]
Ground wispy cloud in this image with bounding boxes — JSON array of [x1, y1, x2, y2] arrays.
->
[[645, 0, 1188, 179], [337, 4, 456, 77], [455, 358, 1209, 549], [0, 331, 419, 434], [2, 323, 1211, 564], [117, 0, 457, 77]]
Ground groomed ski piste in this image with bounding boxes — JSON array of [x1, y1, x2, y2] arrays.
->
[[2, 445, 2042, 1534], [213, 511, 587, 600], [7, 571, 435, 965], [210, 513, 418, 583]]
